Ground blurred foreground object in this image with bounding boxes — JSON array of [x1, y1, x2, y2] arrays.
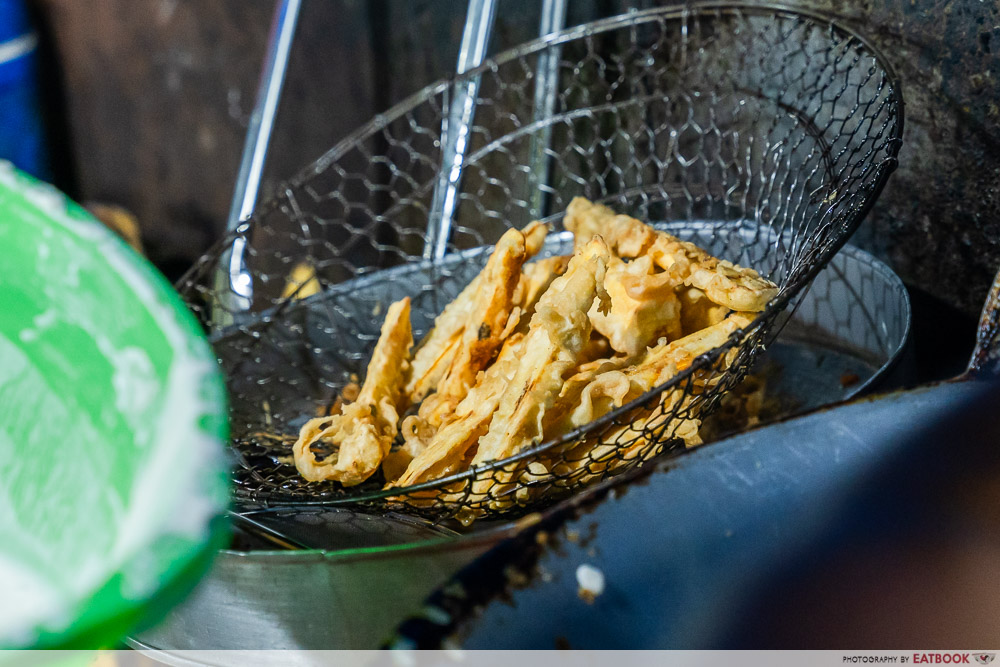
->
[[0, 164, 230, 648]]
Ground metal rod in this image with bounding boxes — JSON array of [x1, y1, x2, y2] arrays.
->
[[212, 0, 302, 326], [423, 0, 497, 261], [229, 511, 310, 551], [528, 0, 568, 219]]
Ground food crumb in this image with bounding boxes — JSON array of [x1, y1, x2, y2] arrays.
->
[[840, 372, 860, 388], [565, 529, 580, 543], [576, 563, 605, 603]]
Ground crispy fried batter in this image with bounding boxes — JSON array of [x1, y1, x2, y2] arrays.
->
[[648, 235, 778, 312], [406, 222, 549, 402], [678, 286, 731, 335], [471, 237, 611, 473], [521, 219, 549, 257], [381, 414, 437, 484], [565, 196, 617, 252], [566, 197, 778, 312], [590, 254, 682, 357], [548, 311, 755, 435], [391, 334, 526, 487], [539, 312, 755, 487], [512, 255, 572, 333], [417, 227, 527, 426], [291, 197, 774, 513], [293, 297, 413, 485]]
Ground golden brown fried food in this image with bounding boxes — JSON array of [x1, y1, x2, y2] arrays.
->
[[512, 255, 572, 333], [565, 197, 778, 312], [417, 227, 527, 426], [391, 334, 527, 487], [293, 297, 413, 485], [678, 286, 731, 335], [565, 196, 616, 252], [590, 254, 682, 357], [515, 256, 572, 312], [471, 236, 611, 473], [540, 312, 755, 488], [522, 219, 549, 257], [380, 414, 438, 484], [549, 311, 755, 434], [406, 222, 549, 402], [282, 262, 322, 300], [648, 235, 777, 312]]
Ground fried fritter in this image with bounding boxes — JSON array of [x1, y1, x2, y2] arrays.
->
[[391, 333, 526, 487], [565, 197, 778, 312], [406, 221, 549, 402], [417, 227, 527, 427], [678, 286, 731, 335], [471, 236, 611, 473], [590, 254, 682, 357], [293, 297, 413, 485]]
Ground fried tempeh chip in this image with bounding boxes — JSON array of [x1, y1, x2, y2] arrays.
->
[[565, 197, 778, 312], [471, 236, 611, 474], [417, 227, 527, 426], [293, 297, 413, 486], [406, 221, 549, 403]]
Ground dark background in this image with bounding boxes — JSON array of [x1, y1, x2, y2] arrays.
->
[[28, 0, 1000, 315]]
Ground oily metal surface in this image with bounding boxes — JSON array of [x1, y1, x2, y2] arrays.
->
[[392, 378, 1000, 648]]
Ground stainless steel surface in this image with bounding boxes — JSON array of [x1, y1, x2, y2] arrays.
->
[[129, 518, 525, 653], [423, 0, 497, 261], [214, 0, 302, 323]]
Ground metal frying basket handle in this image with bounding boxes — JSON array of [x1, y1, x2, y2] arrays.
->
[[212, 0, 568, 326]]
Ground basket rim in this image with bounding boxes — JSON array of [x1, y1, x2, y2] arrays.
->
[[209, 2, 906, 512]]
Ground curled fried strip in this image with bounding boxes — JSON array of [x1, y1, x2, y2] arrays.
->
[[547, 311, 755, 437], [417, 227, 527, 426], [406, 221, 549, 402], [293, 297, 413, 486], [391, 334, 526, 487], [471, 237, 611, 474], [521, 219, 549, 257], [565, 197, 778, 312]]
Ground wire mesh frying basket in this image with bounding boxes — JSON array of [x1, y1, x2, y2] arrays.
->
[[179, 3, 903, 523]]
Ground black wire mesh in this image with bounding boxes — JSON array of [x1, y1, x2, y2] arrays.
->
[[178, 4, 903, 522]]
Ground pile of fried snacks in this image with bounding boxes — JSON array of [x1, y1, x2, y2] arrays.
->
[[292, 197, 778, 501]]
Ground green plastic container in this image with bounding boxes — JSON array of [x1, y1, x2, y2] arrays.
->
[[0, 162, 230, 649]]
